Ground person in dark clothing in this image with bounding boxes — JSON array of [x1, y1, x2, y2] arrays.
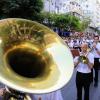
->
[[91, 35, 100, 87], [74, 43, 94, 100]]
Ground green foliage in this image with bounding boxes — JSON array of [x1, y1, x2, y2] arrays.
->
[[53, 14, 90, 32], [0, 0, 43, 20], [54, 14, 69, 28], [46, 13, 85, 32], [68, 15, 82, 31], [81, 19, 90, 31]]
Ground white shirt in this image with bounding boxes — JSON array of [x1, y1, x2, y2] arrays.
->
[[89, 39, 93, 48], [86, 39, 89, 43], [92, 42, 100, 58], [74, 52, 94, 73], [31, 90, 63, 100], [68, 41, 74, 48]]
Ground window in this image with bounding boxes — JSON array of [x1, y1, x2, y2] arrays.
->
[[86, 5, 88, 8]]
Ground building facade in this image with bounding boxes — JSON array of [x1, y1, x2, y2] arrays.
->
[[43, 0, 82, 14], [43, 0, 100, 29], [79, 0, 100, 28]]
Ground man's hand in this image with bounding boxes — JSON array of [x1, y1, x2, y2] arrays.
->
[[93, 42, 96, 48], [0, 88, 5, 96]]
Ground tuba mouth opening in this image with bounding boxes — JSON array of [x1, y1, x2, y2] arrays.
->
[[6, 48, 47, 78]]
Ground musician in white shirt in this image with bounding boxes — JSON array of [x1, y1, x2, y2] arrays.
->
[[91, 35, 100, 87], [68, 40, 74, 49], [30, 90, 63, 100], [74, 43, 94, 100], [73, 39, 81, 52]]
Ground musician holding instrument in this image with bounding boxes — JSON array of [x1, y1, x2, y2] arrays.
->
[[91, 35, 100, 87], [74, 43, 94, 100], [0, 88, 5, 97]]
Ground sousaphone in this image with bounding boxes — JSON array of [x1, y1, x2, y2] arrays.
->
[[0, 18, 74, 99]]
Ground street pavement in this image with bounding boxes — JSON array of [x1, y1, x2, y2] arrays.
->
[[0, 69, 100, 100], [61, 69, 100, 100]]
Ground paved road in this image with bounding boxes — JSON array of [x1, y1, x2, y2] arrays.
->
[[61, 69, 100, 100], [0, 69, 100, 100]]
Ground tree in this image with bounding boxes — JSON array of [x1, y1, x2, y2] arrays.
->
[[38, 12, 57, 28], [81, 19, 91, 31], [37, 12, 90, 32], [0, 0, 43, 20], [53, 14, 83, 32], [54, 14, 68, 29]]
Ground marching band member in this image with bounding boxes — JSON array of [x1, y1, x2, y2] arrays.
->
[[68, 39, 74, 49], [30, 90, 63, 100], [74, 43, 94, 100], [91, 35, 100, 87]]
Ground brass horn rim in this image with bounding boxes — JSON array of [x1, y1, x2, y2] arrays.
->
[[0, 18, 74, 94]]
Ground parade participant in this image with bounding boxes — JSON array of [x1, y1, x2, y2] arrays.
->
[[0, 88, 5, 97], [30, 90, 63, 100], [91, 35, 100, 87], [74, 43, 94, 100], [73, 38, 81, 51], [68, 39, 74, 49]]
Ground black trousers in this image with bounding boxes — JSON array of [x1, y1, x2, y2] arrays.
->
[[76, 72, 91, 100], [92, 58, 100, 84]]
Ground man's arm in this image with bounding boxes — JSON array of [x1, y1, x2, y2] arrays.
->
[[74, 61, 80, 67], [74, 57, 80, 68], [87, 54, 94, 69], [87, 62, 94, 69]]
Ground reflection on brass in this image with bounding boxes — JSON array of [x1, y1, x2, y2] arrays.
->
[[0, 18, 74, 96], [79, 56, 88, 64]]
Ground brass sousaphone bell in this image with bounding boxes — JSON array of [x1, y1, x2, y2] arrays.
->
[[0, 18, 74, 99]]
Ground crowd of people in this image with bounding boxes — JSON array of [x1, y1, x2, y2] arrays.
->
[[0, 32, 100, 100], [62, 32, 96, 50], [63, 32, 100, 100]]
